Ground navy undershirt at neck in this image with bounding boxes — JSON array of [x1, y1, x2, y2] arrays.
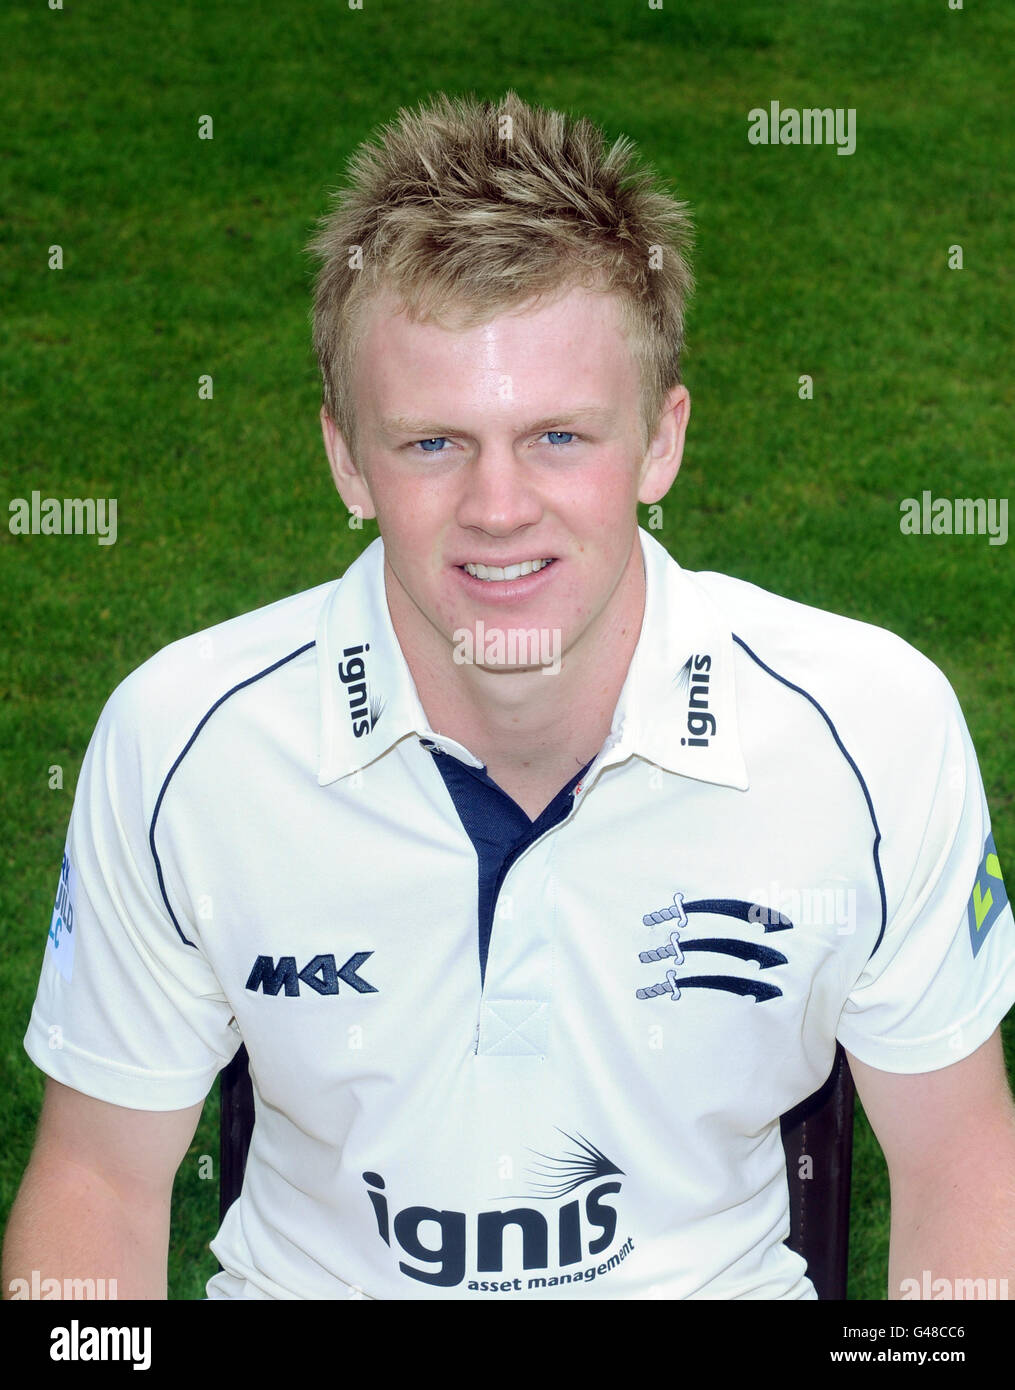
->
[[423, 741, 596, 986]]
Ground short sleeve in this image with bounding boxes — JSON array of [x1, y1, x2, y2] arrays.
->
[[836, 672, 1015, 1073], [24, 670, 241, 1109]]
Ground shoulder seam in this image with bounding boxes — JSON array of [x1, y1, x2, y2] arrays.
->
[[148, 641, 316, 947], [732, 633, 888, 958]]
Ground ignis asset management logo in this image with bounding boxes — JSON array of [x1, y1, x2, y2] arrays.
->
[[362, 1132, 634, 1292]]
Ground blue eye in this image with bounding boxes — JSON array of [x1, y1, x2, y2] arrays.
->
[[409, 430, 576, 453]]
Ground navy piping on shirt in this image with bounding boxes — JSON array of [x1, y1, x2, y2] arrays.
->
[[732, 633, 888, 958], [425, 744, 595, 985], [149, 641, 316, 947]]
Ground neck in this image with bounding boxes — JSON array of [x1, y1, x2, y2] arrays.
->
[[388, 539, 646, 781]]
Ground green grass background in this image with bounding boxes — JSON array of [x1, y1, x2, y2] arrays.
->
[[2, 0, 1012, 1301]]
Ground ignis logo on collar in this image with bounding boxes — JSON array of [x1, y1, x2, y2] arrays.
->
[[680, 653, 716, 747], [339, 644, 383, 738]]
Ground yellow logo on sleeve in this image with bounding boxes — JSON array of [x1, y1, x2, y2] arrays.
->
[[967, 833, 1007, 958]]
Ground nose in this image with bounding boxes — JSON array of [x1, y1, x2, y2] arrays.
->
[[455, 442, 544, 537]]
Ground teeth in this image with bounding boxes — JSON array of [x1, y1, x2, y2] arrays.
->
[[464, 559, 552, 582]]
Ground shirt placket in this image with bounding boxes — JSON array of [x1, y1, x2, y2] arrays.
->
[[475, 830, 559, 1058]]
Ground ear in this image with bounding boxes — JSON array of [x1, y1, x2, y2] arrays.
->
[[320, 407, 377, 521], [638, 385, 691, 505]]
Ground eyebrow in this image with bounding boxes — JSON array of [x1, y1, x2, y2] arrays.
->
[[378, 406, 618, 438]]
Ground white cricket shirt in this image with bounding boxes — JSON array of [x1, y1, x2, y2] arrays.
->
[[25, 529, 1015, 1299]]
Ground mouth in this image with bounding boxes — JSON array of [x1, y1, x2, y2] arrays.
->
[[459, 558, 556, 583]]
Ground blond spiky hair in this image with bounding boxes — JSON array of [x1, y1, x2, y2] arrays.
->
[[307, 90, 694, 455]]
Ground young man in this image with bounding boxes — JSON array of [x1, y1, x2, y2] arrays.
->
[[5, 91, 1015, 1301]]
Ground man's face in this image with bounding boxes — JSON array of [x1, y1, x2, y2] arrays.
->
[[321, 284, 689, 677]]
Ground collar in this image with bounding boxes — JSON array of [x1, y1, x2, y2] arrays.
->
[[596, 528, 749, 791], [316, 537, 482, 784], [315, 529, 748, 792]]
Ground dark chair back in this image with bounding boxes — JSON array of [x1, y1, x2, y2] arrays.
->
[[219, 1044, 255, 1227], [779, 1043, 855, 1299]]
